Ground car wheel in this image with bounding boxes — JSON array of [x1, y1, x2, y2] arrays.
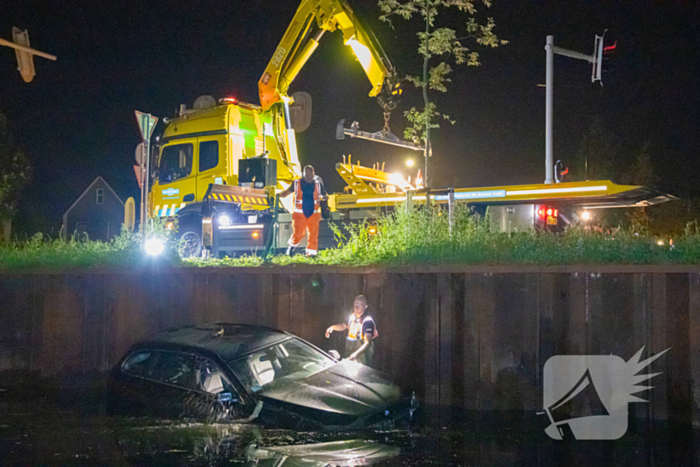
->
[[178, 230, 203, 259]]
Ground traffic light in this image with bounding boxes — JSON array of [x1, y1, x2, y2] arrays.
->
[[592, 31, 617, 85], [12, 28, 36, 83], [0, 27, 56, 82]]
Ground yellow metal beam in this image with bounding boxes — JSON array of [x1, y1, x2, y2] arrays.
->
[[335, 162, 414, 196], [329, 180, 648, 211]]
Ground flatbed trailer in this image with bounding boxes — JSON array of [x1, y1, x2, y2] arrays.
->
[[200, 163, 674, 257]]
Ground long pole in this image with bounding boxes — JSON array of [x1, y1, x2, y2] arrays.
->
[[144, 124, 151, 233], [422, 1, 431, 188], [0, 37, 56, 61], [545, 35, 554, 184], [139, 149, 145, 234]]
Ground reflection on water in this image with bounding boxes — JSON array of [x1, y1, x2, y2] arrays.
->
[[1, 387, 698, 466]]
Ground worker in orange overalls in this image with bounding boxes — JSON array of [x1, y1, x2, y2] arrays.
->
[[280, 165, 325, 256]]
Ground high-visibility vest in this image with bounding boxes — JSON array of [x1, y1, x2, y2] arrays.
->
[[347, 313, 378, 341], [294, 178, 321, 215]]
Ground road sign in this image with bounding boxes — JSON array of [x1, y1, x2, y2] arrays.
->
[[134, 111, 157, 141], [135, 142, 145, 165], [133, 165, 143, 189]]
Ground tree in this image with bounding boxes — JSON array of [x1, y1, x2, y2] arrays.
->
[[0, 110, 32, 230], [575, 117, 617, 181], [378, 0, 505, 187], [621, 141, 655, 186]]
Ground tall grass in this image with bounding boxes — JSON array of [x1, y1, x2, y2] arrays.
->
[[2, 207, 700, 269], [196, 205, 700, 267], [0, 221, 181, 269]]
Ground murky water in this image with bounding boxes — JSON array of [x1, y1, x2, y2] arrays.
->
[[1, 386, 698, 466]]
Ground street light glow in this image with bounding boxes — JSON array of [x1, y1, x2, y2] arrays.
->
[[406, 159, 415, 167]]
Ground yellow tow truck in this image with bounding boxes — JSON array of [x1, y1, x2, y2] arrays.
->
[[147, 0, 402, 257], [144, 0, 673, 258]]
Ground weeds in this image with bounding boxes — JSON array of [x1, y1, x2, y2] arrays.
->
[[0, 219, 180, 269], [2, 206, 699, 269]]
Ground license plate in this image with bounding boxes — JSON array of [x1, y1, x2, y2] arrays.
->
[[547, 217, 558, 225]]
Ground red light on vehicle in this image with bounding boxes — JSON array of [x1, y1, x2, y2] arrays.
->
[[547, 208, 553, 216], [220, 97, 237, 104], [252, 231, 259, 239], [537, 209, 544, 217], [554, 209, 558, 217]]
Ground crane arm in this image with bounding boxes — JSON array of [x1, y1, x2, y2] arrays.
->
[[258, 0, 397, 111]]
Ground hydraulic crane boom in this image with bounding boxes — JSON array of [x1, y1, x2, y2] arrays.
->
[[258, 0, 398, 111]]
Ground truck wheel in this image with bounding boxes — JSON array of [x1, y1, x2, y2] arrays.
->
[[178, 230, 203, 259]]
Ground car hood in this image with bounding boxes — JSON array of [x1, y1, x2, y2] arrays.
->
[[259, 360, 402, 416]]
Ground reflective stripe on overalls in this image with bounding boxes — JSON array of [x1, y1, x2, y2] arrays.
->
[[293, 179, 321, 215]]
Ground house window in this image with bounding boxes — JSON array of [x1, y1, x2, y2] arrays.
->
[[96, 189, 104, 205]]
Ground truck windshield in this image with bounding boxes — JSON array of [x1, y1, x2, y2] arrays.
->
[[159, 143, 193, 183], [229, 338, 335, 393]]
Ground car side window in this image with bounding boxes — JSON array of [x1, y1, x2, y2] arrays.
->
[[196, 358, 235, 396], [122, 351, 152, 378], [154, 352, 196, 390]]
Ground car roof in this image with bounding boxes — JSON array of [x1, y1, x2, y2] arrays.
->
[[139, 323, 290, 362]]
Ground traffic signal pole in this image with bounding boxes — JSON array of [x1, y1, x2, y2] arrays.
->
[[544, 34, 603, 184], [545, 36, 554, 185]]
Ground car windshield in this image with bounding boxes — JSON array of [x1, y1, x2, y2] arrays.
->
[[229, 338, 335, 393]]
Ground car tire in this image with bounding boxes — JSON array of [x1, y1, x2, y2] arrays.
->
[[178, 229, 203, 259]]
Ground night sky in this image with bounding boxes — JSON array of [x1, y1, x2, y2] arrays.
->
[[2, 0, 699, 235]]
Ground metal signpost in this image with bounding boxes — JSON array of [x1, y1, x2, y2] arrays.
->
[[134, 111, 158, 234]]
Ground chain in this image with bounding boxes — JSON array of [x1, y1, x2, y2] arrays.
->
[[383, 111, 391, 135]]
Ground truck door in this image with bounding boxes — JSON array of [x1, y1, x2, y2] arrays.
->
[[155, 141, 196, 217], [196, 135, 226, 200]]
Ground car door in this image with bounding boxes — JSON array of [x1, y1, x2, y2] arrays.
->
[[194, 357, 252, 421], [196, 135, 226, 202], [144, 350, 198, 418], [113, 349, 159, 414]]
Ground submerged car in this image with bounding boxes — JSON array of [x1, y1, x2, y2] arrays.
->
[[110, 323, 417, 429]]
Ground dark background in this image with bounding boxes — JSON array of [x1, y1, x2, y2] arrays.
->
[[1, 0, 698, 235]]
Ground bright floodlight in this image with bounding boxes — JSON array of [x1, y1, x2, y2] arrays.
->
[[389, 173, 404, 185], [145, 238, 165, 256], [581, 211, 591, 221], [406, 159, 415, 167], [219, 214, 231, 226]]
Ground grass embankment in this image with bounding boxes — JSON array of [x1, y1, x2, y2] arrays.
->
[[2, 207, 700, 269]]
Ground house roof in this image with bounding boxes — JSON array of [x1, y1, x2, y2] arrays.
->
[[62, 176, 125, 220]]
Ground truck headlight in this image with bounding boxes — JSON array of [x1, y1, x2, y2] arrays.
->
[[219, 214, 231, 226], [145, 238, 165, 256]]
